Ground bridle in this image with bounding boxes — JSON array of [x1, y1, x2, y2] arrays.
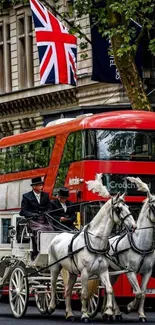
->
[[83, 198, 133, 255], [127, 200, 155, 258], [111, 198, 133, 228], [148, 202, 155, 224]]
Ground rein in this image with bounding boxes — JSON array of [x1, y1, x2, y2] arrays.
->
[[24, 244, 85, 278]]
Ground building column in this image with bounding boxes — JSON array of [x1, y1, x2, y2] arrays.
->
[[12, 120, 21, 135], [34, 115, 44, 129]]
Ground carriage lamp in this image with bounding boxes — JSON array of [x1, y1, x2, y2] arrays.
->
[[8, 226, 16, 239]]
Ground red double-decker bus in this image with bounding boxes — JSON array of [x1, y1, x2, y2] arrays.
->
[[0, 110, 155, 304]]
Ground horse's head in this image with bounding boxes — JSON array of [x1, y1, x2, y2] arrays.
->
[[86, 174, 136, 232], [111, 193, 137, 231]]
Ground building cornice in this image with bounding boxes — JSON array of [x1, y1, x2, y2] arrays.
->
[[0, 88, 77, 117]]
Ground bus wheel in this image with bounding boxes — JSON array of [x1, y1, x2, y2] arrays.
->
[[9, 266, 29, 318], [87, 279, 101, 318], [35, 291, 51, 314]]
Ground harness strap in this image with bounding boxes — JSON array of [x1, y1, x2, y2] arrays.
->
[[127, 231, 154, 255], [84, 224, 110, 254], [24, 245, 85, 278], [108, 231, 131, 267], [45, 212, 78, 232], [68, 231, 82, 273]]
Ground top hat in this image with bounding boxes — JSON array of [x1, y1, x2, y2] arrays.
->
[[31, 177, 44, 186], [59, 187, 69, 198]]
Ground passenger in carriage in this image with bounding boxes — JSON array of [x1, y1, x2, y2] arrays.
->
[[20, 177, 53, 260], [50, 187, 77, 231]]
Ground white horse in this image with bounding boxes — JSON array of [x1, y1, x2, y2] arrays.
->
[[48, 174, 136, 321], [107, 177, 155, 322]]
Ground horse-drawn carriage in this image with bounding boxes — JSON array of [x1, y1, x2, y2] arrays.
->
[[0, 176, 154, 323], [0, 214, 101, 319]]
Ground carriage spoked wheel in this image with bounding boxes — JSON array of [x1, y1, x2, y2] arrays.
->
[[9, 266, 29, 318], [35, 290, 51, 314], [87, 279, 101, 318]]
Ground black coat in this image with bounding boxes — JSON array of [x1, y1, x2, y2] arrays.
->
[[50, 199, 77, 231], [20, 190, 51, 218], [20, 191, 53, 233]]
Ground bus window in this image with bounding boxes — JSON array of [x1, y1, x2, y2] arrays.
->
[[134, 134, 148, 155], [84, 203, 101, 225], [102, 173, 155, 195], [1, 218, 11, 244], [84, 130, 96, 159], [53, 131, 83, 194], [0, 137, 55, 174], [96, 130, 155, 161]]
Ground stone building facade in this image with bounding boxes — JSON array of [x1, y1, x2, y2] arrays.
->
[[0, 1, 154, 137]]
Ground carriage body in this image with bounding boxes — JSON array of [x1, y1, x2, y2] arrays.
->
[[0, 213, 80, 317], [0, 110, 155, 313]]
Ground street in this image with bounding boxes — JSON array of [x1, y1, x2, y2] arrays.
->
[[0, 301, 155, 325]]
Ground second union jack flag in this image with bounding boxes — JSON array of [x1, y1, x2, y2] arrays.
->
[[30, 0, 77, 86]]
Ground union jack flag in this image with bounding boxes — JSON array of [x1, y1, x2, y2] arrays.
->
[[29, 0, 77, 86]]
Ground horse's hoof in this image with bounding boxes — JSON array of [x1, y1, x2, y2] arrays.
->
[[47, 307, 55, 315], [115, 314, 123, 321], [81, 317, 89, 323], [66, 316, 75, 322], [139, 317, 147, 323], [102, 314, 113, 321]]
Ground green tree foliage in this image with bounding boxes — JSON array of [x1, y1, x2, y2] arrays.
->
[[72, 0, 155, 111]]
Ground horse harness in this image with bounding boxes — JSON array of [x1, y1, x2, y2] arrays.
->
[[109, 225, 155, 274], [68, 223, 110, 274], [68, 200, 134, 273]]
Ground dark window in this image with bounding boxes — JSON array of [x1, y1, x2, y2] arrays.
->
[[84, 130, 96, 159], [96, 130, 155, 161], [17, 14, 34, 89], [102, 173, 155, 196], [53, 131, 83, 194], [84, 202, 101, 225], [0, 137, 55, 174], [83, 202, 141, 234], [2, 219, 11, 243]]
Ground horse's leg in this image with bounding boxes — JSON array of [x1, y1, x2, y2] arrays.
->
[[125, 271, 142, 313], [65, 272, 77, 321], [110, 275, 122, 320], [112, 292, 123, 320], [138, 269, 152, 322], [48, 264, 61, 314], [100, 270, 113, 320], [80, 268, 90, 321]]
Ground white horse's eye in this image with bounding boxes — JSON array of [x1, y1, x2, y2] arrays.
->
[[115, 207, 122, 215]]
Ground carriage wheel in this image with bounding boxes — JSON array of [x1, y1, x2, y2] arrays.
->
[[87, 279, 101, 318], [9, 266, 29, 318], [35, 291, 51, 314]]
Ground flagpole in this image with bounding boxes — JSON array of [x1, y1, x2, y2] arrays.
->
[[42, 0, 92, 45]]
